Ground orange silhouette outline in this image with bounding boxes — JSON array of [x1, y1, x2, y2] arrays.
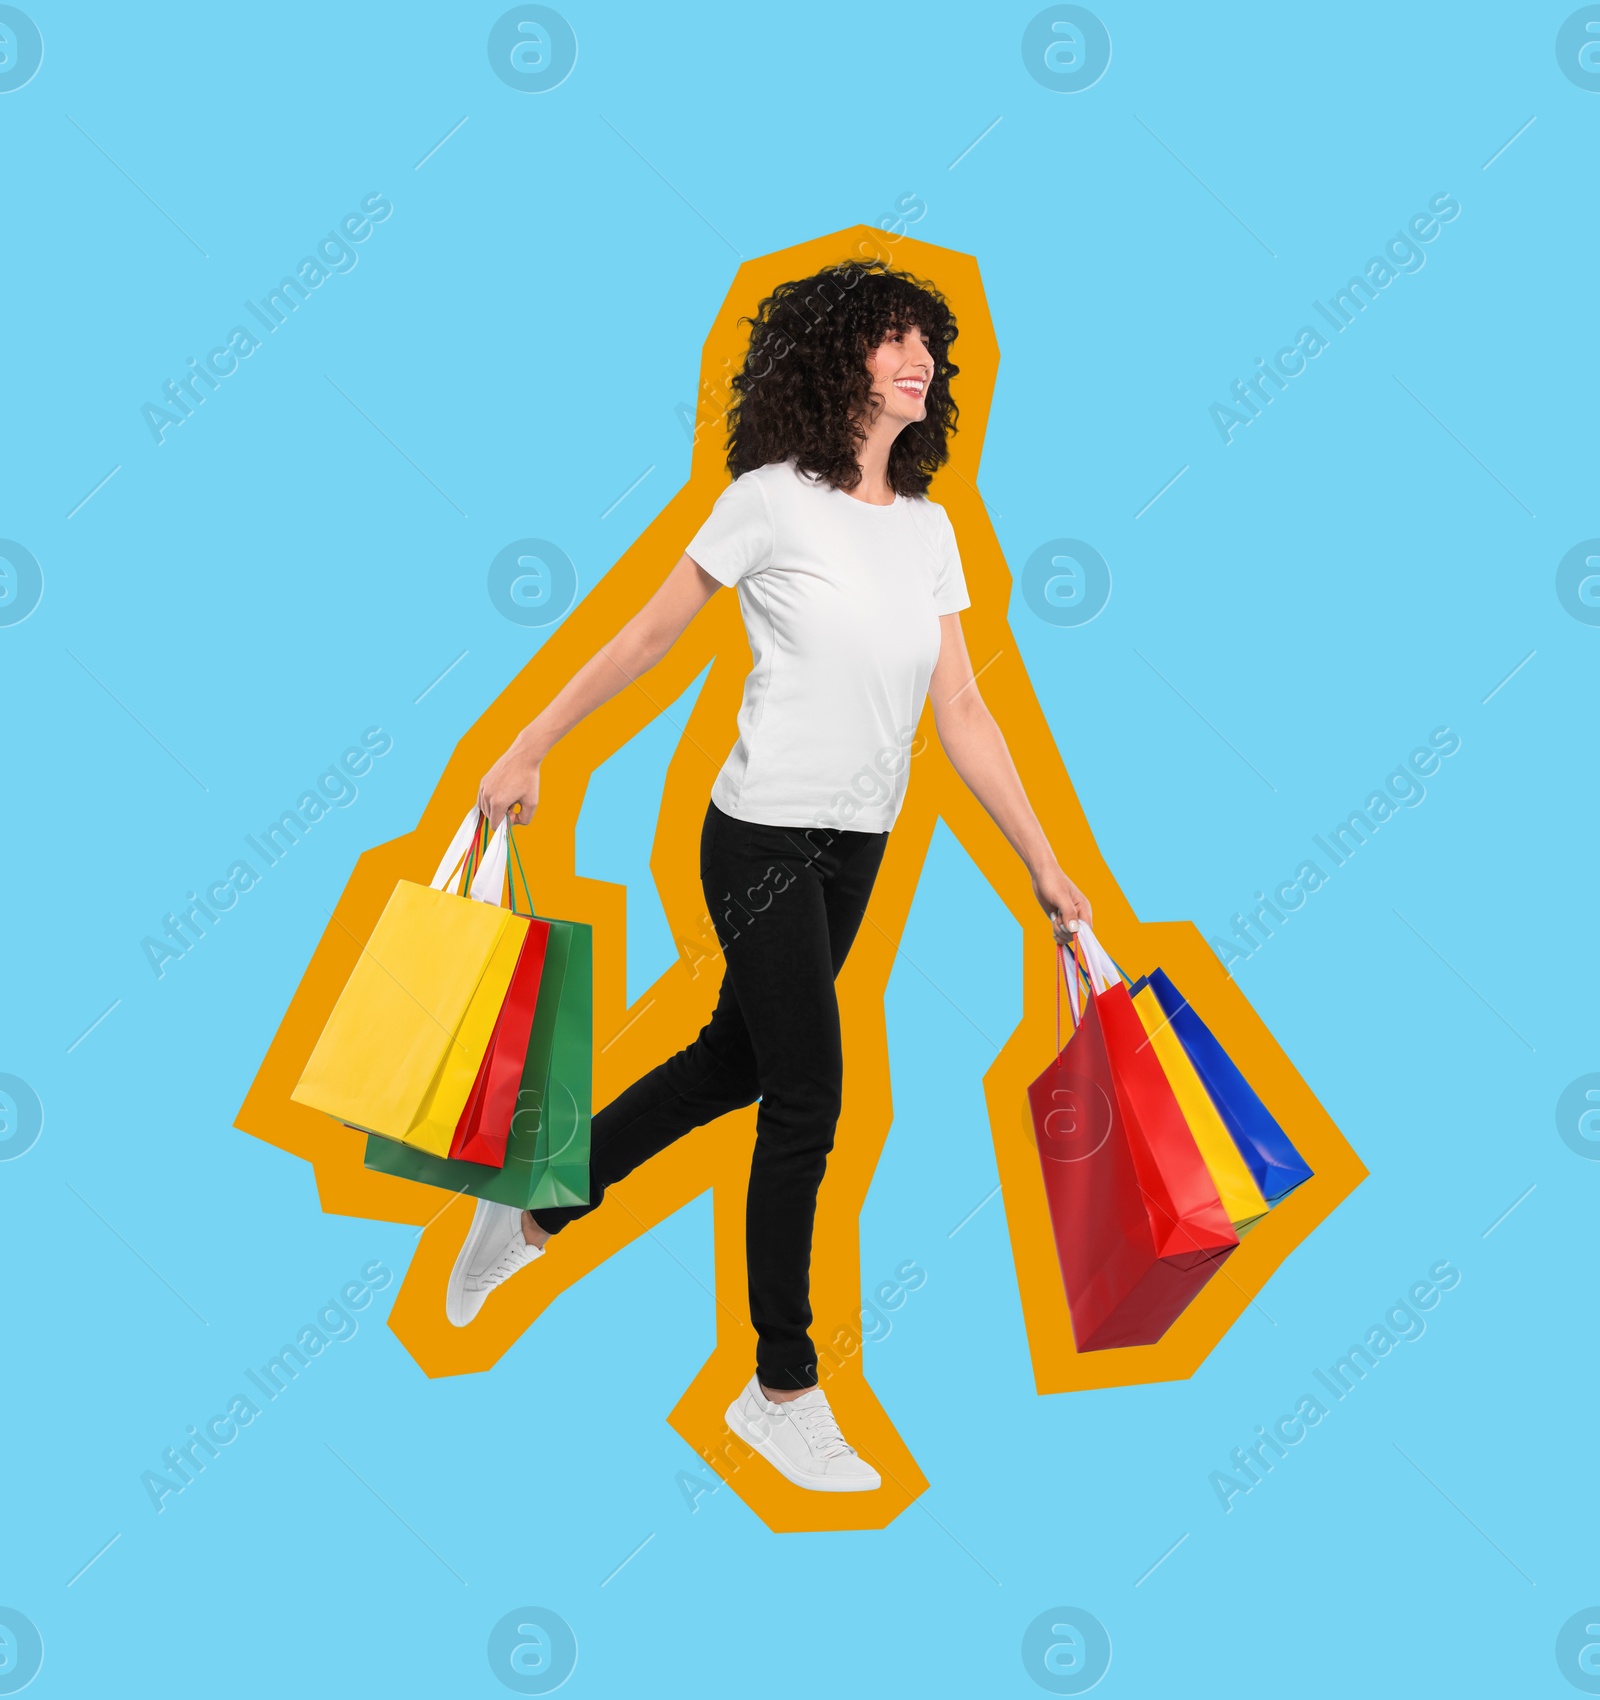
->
[[236, 227, 1366, 1534]]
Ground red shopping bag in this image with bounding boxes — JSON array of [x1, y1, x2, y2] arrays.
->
[[447, 914, 551, 1167], [1027, 930, 1238, 1351], [431, 821, 556, 1171]]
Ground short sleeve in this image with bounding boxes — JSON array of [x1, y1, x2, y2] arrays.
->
[[685, 473, 774, 588], [930, 503, 970, 614]]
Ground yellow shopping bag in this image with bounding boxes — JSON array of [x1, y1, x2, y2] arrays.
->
[[1131, 982, 1270, 1235], [292, 810, 529, 1157]]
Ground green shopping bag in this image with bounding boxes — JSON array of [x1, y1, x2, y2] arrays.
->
[[363, 903, 592, 1211], [518, 916, 593, 1208]]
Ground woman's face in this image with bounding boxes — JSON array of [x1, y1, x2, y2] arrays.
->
[[865, 324, 933, 429]]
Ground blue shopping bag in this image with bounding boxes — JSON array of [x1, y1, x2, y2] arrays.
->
[[1145, 968, 1313, 1202]]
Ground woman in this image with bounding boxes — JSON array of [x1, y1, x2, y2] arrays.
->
[[447, 259, 1092, 1493]]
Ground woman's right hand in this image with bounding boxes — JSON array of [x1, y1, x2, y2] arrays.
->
[[479, 733, 542, 830]]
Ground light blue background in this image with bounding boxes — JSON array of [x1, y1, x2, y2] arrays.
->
[[2, 3, 1595, 1695]]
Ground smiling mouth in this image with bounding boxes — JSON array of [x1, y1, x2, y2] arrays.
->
[[893, 378, 927, 398]]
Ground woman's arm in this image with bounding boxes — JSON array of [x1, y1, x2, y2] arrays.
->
[[479, 552, 722, 827], [927, 611, 1092, 939]]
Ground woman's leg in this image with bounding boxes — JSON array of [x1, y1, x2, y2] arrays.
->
[[698, 812, 889, 1394], [528, 801, 764, 1238], [526, 972, 759, 1236], [525, 798, 887, 1397]]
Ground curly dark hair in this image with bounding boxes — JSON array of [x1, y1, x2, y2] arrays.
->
[[725, 258, 959, 497]]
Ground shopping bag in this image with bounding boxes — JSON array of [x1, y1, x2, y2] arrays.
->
[[1129, 980, 1269, 1234], [1145, 968, 1313, 1202], [447, 913, 552, 1168], [511, 911, 592, 1209], [291, 809, 528, 1156], [1027, 924, 1238, 1352], [363, 831, 592, 1209]]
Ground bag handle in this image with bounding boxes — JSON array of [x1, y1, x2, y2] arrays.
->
[[430, 808, 482, 891], [429, 806, 511, 906], [1074, 921, 1132, 996], [506, 826, 537, 918], [1053, 933, 1093, 1054]]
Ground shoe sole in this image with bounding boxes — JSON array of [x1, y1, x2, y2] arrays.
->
[[445, 1204, 511, 1328], [723, 1399, 882, 1493]]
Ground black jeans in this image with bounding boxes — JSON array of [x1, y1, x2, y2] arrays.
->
[[530, 796, 889, 1391]]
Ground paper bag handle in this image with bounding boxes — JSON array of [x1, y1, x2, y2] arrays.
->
[[429, 807, 510, 906], [1074, 921, 1124, 997], [1053, 935, 1095, 1054]]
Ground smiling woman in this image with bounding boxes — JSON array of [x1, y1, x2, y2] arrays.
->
[[726, 257, 961, 496], [457, 256, 1092, 1493]]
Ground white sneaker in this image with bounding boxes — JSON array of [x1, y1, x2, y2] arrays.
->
[[445, 1199, 544, 1327], [724, 1374, 882, 1492]]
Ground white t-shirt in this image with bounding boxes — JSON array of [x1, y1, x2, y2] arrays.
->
[[685, 457, 970, 832]]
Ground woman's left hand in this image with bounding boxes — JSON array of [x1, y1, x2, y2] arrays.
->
[[1032, 863, 1093, 944]]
